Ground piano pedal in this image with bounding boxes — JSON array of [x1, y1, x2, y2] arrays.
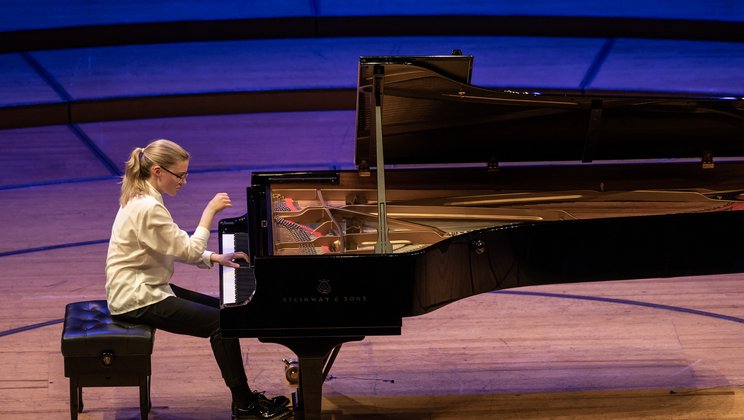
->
[[283, 358, 299, 384]]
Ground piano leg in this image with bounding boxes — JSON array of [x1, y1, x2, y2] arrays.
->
[[259, 336, 364, 420], [298, 353, 326, 420]]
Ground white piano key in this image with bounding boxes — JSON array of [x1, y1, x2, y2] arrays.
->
[[222, 266, 237, 305], [221, 233, 237, 304]]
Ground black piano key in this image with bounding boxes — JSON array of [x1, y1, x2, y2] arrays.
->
[[233, 232, 255, 302], [234, 267, 256, 302], [234, 233, 250, 255]]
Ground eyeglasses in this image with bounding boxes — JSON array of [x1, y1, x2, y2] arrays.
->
[[160, 166, 188, 183]]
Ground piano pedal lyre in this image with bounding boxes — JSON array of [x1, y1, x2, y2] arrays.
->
[[283, 358, 300, 384]]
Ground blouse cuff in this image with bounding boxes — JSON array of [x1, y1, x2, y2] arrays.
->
[[200, 251, 214, 268]]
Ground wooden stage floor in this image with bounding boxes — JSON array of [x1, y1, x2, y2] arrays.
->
[[3, 3, 744, 416]]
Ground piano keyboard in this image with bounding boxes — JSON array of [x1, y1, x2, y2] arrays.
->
[[220, 232, 256, 306]]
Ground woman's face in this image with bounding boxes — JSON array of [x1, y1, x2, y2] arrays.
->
[[153, 159, 189, 196]]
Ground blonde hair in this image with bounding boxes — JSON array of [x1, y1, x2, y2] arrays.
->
[[120, 139, 190, 206]]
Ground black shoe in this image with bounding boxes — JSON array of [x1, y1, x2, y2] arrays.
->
[[232, 397, 292, 420], [252, 391, 290, 408]]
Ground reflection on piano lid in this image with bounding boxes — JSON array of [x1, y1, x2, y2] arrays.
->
[[355, 55, 744, 167], [218, 54, 744, 420]]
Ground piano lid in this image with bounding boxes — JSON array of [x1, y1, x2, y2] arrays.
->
[[355, 54, 744, 168]]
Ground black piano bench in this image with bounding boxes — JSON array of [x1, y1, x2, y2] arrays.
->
[[61, 300, 155, 420]]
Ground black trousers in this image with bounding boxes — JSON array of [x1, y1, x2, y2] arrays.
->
[[112, 283, 248, 388]]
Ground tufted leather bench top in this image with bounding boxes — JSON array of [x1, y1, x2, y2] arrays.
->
[[62, 300, 154, 357]]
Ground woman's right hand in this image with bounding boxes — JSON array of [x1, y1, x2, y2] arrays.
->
[[198, 192, 233, 231], [206, 192, 233, 215]]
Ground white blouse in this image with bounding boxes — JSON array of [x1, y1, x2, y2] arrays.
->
[[105, 182, 213, 315]]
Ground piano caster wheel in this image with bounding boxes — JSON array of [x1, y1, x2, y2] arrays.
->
[[283, 358, 299, 384]]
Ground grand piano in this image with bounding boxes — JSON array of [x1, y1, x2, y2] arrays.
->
[[219, 54, 744, 419]]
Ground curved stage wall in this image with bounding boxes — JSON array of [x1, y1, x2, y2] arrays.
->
[[1, 1, 744, 130]]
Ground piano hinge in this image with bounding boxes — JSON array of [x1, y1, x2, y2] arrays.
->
[[581, 100, 602, 163], [358, 159, 371, 177], [702, 150, 714, 169], [487, 156, 499, 172]]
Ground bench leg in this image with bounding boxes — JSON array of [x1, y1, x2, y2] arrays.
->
[[139, 375, 150, 419], [69, 377, 80, 420]]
